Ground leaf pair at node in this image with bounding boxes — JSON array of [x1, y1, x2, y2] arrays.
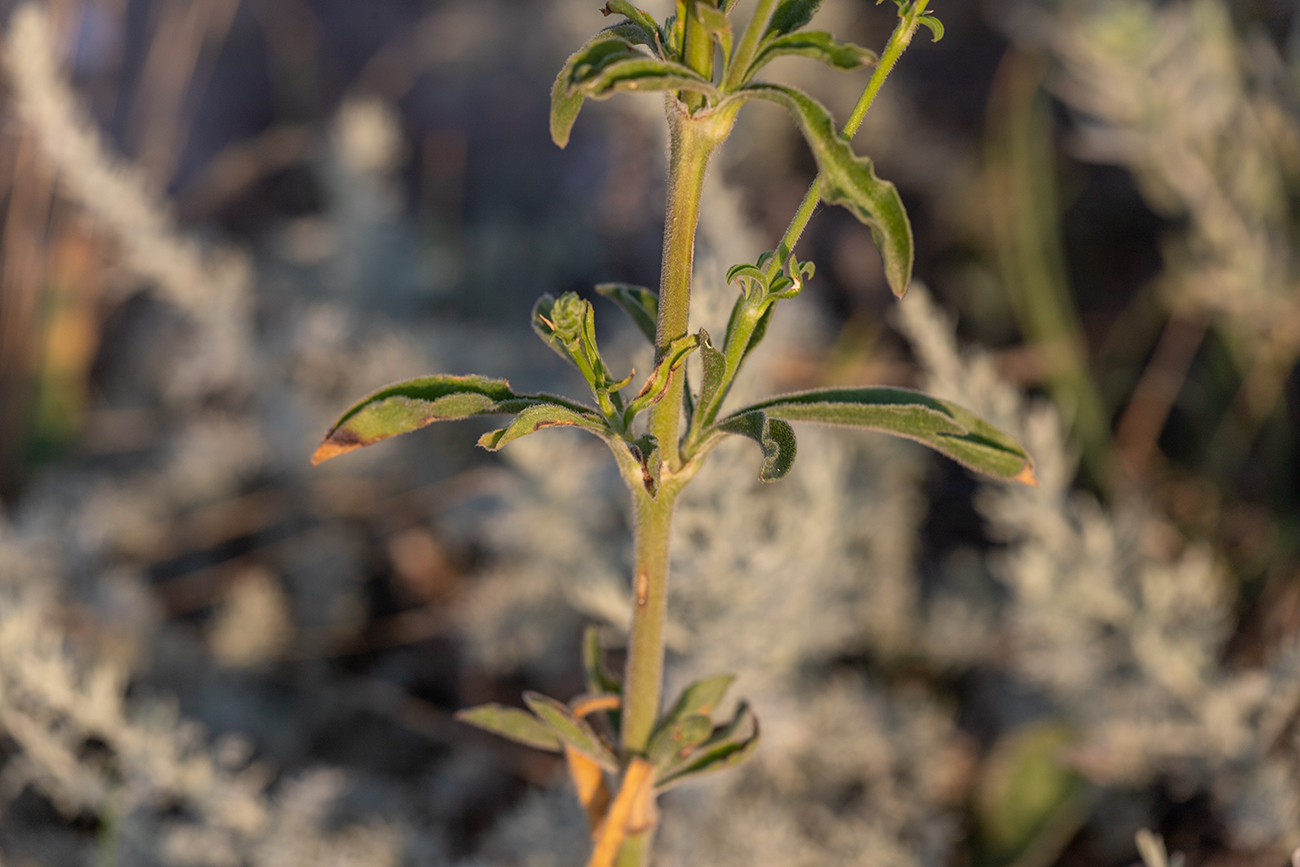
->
[[456, 629, 758, 794], [551, 0, 879, 148], [649, 674, 760, 790]]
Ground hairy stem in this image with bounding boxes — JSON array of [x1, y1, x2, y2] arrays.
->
[[614, 98, 733, 867], [621, 485, 677, 754], [648, 105, 719, 471], [629, 101, 724, 753]]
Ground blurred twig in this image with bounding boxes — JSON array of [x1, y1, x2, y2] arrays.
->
[[1113, 311, 1208, 482], [985, 48, 1113, 490]]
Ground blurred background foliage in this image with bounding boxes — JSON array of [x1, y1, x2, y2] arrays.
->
[[0, 0, 1299, 865]]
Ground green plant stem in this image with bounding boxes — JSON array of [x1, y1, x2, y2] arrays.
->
[[615, 830, 654, 867], [649, 109, 718, 471], [621, 484, 678, 754], [625, 104, 725, 760]]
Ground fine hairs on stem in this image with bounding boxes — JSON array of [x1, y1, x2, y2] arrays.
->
[[311, 2, 1031, 865]]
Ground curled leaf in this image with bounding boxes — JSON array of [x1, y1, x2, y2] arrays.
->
[[918, 14, 944, 42], [714, 410, 798, 481], [602, 0, 661, 42]]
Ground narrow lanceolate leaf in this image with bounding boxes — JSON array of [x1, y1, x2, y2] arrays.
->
[[523, 691, 620, 773], [740, 84, 913, 296], [313, 375, 549, 465], [715, 410, 798, 481], [647, 714, 714, 767], [731, 387, 1037, 484], [747, 31, 876, 78], [655, 703, 761, 791], [478, 403, 610, 451], [664, 674, 736, 723], [764, 0, 824, 38], [596, 283, 659, 344], [455, 704, 564, 752]]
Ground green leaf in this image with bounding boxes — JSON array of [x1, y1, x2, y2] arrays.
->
[[455, 703, 564, 752], [664, 674, 736, 723], [739, 83, 913, 296], [523, 691, 620, 772], [478, 403, 611, 451], [765, 0, 823, 37], [747, 31, 877, 78], [551, 77, 585, 149], [602, 0, 661, 43], [313, 375, 557, 464], [647, 714, 713, 767], [697, 332, 727, 417], [918, 14, 944, 42], [566, 39, 716, 101], [655, 702, 761, 791], [730, 386, 1037, 484], [715, 410, 798, 481], [596, 282, 659, 344]]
